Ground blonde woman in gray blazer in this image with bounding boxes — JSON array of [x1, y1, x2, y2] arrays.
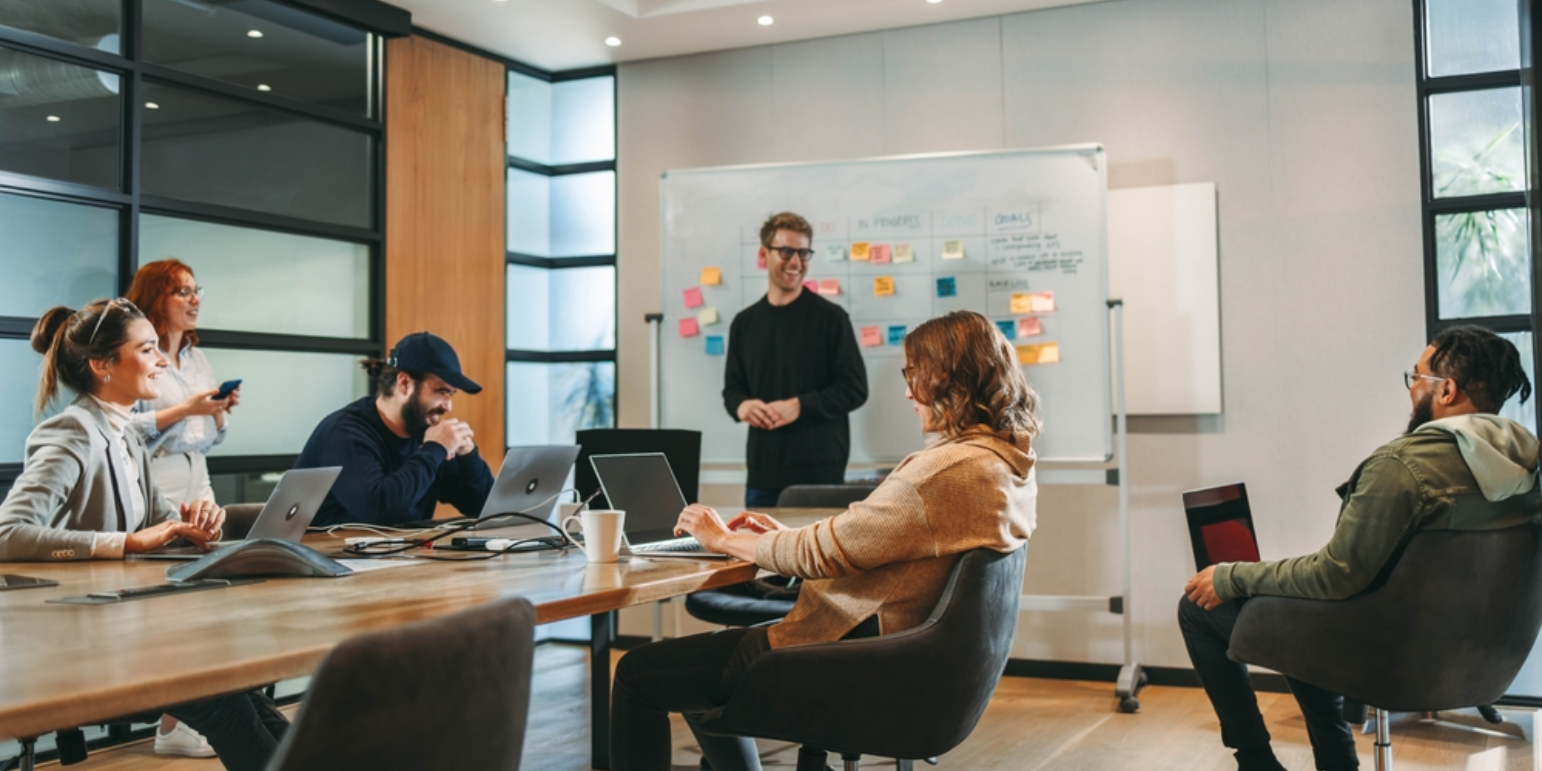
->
[[0, 299, 285, 771]]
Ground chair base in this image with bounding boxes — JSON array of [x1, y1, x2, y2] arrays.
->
[[1364, 708, 1532, 743], [1115, 662, 1148, 713]]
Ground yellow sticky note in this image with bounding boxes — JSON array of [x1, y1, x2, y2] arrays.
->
[[1010, 293, 1033, 314], [942, 240, 965, 260], [701, 267, 722, 286], [698, 307, 720, 326], [1017, 342, 1060, 365], [1036, 342, 1060, 363], [874, 276, 895, 297], [851, 242, 871, 261], [894, 243, 914, 263]]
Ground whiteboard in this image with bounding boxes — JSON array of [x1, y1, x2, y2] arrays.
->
[[659, 147, 1112, 464]]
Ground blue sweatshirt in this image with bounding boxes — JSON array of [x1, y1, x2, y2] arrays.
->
[[296, 396, 494, 526]]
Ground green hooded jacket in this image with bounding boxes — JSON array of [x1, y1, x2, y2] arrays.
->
[[1213, 414, 1542, 602]]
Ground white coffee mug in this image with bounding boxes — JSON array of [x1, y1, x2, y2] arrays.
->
[[562, 509, 625, 563]]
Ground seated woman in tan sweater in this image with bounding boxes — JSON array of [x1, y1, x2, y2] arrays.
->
[[611, 310, 1041, 771]]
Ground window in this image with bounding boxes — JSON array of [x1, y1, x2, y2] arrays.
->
[[505, 69, 617, 448], [0, 3, 383, 489]]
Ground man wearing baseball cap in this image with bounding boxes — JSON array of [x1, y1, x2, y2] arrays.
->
[[297, 332, 495, 526]]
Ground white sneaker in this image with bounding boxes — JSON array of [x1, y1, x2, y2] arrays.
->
[[154, 721, 217, 758]]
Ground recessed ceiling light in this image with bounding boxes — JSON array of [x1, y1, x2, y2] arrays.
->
[[757, 15, 773, 25], [927, 0, 942, 3], [604, 36, 621, 47], [247, 29, 263, 38], [46, 115, 60, 122], [145, 102, 160, 109], [257, 83, 272, 91]]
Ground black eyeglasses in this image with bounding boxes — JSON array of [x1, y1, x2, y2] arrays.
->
[[765, 245, 814, 262], [88, 298, 133, 344]]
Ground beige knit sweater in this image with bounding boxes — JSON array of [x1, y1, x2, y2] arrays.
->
[[754, 426, 1037, 648]]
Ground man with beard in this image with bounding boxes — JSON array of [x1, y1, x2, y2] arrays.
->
[[297, 332, 494, 526], [723, 212, 868, 507], [1178, 325, 1540, 771]]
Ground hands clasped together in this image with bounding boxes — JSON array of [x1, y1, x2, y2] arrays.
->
[[736, 398, 801, 431], [425, 418, 477, 461], [125, 499, 226, 554]]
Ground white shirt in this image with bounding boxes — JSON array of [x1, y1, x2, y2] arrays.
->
[[133, 343, 227, 456], [88, 396, 145, 559]]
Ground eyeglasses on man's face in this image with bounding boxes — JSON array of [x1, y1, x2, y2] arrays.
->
[[765, 245, 814, 262], [170, 286, 205, 300], [1403, 370, 1446, 390]]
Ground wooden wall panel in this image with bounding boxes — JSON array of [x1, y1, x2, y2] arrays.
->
[[385, 36, 506, 476]]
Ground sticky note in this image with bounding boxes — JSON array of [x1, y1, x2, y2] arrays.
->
[[679, 317, 699, 337], [894, 244, 914, 263], [1010, 293, 1033, 315], [996, 320, 1016, 340], [757, 252, 767, 270], [860, 326, 882, 347], [873, 276, 895, 297], [803, 279, 818, 293], [851, 242, 871, 261], [1031, 291, 1056, 313], [701, 267, 722, 286], [870, 244, 892, 264], [818, 278, 841, 296], [943, 240, 965, 260], [697, 307, 720, 326], [1018, 316, 1043, 337], [683, 287, 704, 309], [887, 325, 907, 345], [823, 243, 847, 262], [1017, 342, 1061, 365], [936, 277, 957, 298], [705, 335, 725, 355]]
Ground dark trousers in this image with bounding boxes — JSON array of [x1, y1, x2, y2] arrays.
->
[[745, 488, 784, 508], [164, 690, 288, 771], [1177, 596, 1358, 771], [611, 626, 773, 771]]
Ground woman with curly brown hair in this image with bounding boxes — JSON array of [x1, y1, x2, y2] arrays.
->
[[611, 310, 1041, 771]]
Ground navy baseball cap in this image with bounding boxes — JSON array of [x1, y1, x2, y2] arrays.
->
[[387, 332, 482, 394]]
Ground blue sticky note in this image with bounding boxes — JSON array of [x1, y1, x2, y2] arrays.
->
[[887, 325, 906, 345], [995, 320, 1016, 340], [937, 276, 957, 298], [705, 335, 725, 355]]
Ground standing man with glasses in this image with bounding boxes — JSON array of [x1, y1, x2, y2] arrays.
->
[[723, 212, 868, 507], [1177, 325, 1540, 771]]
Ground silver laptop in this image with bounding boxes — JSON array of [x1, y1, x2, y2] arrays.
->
[[589, 453, 728, 559], [140, 466, 343, 560], [479, 445, 582, 525]]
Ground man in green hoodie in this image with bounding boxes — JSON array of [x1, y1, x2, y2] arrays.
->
[[1179, 326, 1540, 771]]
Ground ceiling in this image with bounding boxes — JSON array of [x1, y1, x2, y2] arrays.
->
[[391, 0, 1107, 72]]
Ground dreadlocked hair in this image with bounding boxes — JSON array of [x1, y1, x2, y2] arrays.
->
[[1428, 325, 1533, 414]]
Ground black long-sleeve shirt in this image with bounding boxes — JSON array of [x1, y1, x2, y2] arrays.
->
[[723, 290, 868, 489], [296, 396, 494, 526]]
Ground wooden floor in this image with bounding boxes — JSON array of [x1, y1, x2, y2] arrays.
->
[[53, 645, 1536, 771]]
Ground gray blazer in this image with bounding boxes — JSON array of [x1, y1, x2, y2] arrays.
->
[[0, 396, 178, 561]]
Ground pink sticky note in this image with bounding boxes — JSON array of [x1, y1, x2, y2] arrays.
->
[[859, 326, 882, 347], [818, 278, 841, 296], [870, 244, 892, 264], [1018, 316, 1042, 337], [679, 317, 699, 337], [683, 287, 704, 309], [803, 279, 818, 292]]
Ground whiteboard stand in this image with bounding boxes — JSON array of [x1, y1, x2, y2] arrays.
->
[[1018, 300, 1144, 712], [644, 312, 673, 641]]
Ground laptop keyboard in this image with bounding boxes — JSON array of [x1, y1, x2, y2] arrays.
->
[[632, 537, 706, 553]]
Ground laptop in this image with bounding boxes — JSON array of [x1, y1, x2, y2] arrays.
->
[[478, 445, 582, 525], [1181, 482, 1262, 572], [140, 466, 343, 560], [588, 452, 729, 559]]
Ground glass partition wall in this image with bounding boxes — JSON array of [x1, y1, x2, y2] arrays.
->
[[0, 0, 382, 494]]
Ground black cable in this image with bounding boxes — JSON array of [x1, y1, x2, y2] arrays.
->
[[340, 505, 576, 557]]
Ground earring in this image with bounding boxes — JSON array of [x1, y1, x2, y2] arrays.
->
[[104, 375, 111, 383]]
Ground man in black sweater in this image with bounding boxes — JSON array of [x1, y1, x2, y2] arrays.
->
[[297, 332, 494, 526], [724, 212, 868, 507]]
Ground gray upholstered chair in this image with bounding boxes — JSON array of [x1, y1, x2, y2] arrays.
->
[[264, 596, 536, 771], [774, 484, 879, 509], [692, 547, 1027, 771], [1228, 525, 1542, 771], [221, 503, 265, 540]]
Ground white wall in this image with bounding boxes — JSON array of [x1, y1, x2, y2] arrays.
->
[[614, 0, 1425, 667]]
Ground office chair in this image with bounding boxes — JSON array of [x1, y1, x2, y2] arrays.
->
[[692, 547, 1027, 771], [263, 596, 536, 771], [222, 503, 264, 540], [576, 428, 702, 508], [1227, 526, 1542, 771]]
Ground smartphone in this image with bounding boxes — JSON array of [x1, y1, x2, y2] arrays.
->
[[0, 575, 59, 591], [213, 379, 242, 400]]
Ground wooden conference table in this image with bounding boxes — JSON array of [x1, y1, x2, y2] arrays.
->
[[0, 511, 830, 769]]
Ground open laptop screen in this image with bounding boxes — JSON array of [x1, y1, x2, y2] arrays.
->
[[588, 453, 689, 545], [1182, 483, 1261, 572]]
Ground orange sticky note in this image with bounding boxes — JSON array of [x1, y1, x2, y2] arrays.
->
[[851, 242, 871, 261], [860, 326, 882, 347], [1031, 291, 1056, 313], [701, 267, 722, 286], [679, 317, 699, 337], [683, 287, 704, 309], [873, 276, 895, 297], [1017, 342, 1060, 365], [817, 278, 841, 295], [870, 244, 892, 264], [1018, 316, 1042, 337], [1009, 293, 1033, 315]]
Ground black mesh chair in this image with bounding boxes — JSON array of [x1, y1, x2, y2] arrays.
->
[[576, 428, 701, 508], [1228, 526, 1542, 771], [264, 596, 537, 771], [692, 547, 1027, 771]]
